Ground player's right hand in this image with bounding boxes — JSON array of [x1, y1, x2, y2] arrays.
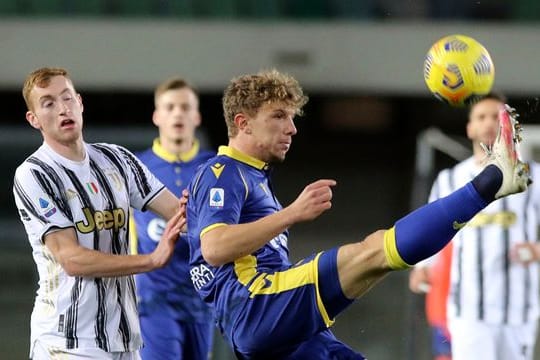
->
[[287, 179, 336, 223]]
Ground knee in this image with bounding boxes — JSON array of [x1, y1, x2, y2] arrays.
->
[[362, 229, 388, 255], [362, 228, 406, 271], [347, 229, 390, 269], [365, 229, 387, 243]]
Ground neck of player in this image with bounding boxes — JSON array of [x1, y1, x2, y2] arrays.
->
[[160, 135, 194, 156], [46, 137, 86, 162]]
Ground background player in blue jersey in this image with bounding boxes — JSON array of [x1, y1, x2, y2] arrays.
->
[[131, 78, 215, 360], [186, 69, 530, 359]]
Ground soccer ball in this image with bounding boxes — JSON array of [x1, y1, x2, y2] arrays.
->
[[424, 34, 495, 107]]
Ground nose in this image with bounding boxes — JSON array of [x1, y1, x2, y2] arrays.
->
[[172, 105, 185, 117], [287, 117, 297, 136], [59, 101, 71, 115]]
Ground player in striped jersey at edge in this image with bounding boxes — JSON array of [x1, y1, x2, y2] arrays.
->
[[13, 67, 187, 360], [130, 77, 215, 360], [410, 93, 540, 360], [185, 70, 531, 359]]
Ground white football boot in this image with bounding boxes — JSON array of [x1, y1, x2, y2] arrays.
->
[[481, 104, 531, 199]]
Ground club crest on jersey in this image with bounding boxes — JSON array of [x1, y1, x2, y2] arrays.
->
[[209, 188, 224, 208], [38, 197, 57, 217], [106, 170, 124, 191]]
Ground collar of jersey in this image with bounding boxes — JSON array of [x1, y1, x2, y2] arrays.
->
[[218, 146, 269, 170], [152, 138, 199, 163]]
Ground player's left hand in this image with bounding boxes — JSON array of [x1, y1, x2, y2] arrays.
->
[[510, 242, 540, 265], [287, 179, 336, 223], [150, 199, 187, 269]]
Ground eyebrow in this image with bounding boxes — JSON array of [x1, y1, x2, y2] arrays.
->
[[272, 108, 295, 115], [38, 88, 71, 102]]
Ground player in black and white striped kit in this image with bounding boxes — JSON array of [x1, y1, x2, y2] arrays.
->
[[424, 94, 540, 360], [13, 67, 186, 359]]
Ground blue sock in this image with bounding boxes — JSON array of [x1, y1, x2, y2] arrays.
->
[[471, 165, 503, 202], [384, 165, 502, 268]]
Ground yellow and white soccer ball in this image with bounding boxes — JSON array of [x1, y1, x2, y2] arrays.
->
[[424, 34, 495, 107]]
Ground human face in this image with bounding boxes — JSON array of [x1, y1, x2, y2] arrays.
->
[[153, 88, 200, 143], [25, 75, 84, 146], [467, 98, 502, 147], [246, 102, 298, 163]]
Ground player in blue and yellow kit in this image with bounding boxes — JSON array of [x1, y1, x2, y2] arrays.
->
[[131, 78, 214, 359], [186, 70, 531, 359]]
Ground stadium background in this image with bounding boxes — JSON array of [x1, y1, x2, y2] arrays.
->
[[1, 1, 540, 359]]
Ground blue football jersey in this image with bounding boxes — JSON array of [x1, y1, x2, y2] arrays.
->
[[187, 146, 290, 319], [132, 139, 214, 322], [187, 146, 365, 359]]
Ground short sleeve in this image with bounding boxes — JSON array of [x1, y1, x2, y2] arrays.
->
[[189, 163, 247, 237], [111, 145, 165, 211], [13, 165, 74, 244]]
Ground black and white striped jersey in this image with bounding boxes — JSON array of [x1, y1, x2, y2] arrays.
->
[[13, 142, 165, 353], [431, 157, 540, 325]]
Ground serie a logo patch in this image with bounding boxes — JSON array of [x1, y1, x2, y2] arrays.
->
[[38, 197, 57, 218], [209, 188, 224, 208]]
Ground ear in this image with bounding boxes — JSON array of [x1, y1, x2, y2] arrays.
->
[[25, 111, 41, 130], [77, 93, 84, 113], [234, 113, 251, 134], [193, 111, 201, 128], [466, 121, 473, 140], [152, 110, 160, 127]]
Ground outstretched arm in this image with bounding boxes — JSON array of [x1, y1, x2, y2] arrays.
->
[[201, 179, 336, 266], [146, 188, 183, 220], [45, 205, 186, 277], [146, 188, 189, 233]]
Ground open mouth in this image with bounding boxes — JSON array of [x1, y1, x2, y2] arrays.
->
[[60, 119, 75, 128]]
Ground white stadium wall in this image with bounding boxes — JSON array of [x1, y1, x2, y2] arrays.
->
[[1, 19, 540, 94]]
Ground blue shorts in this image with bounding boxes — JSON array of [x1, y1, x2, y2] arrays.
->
[[139, 303, 214, 360], [431, 325, 452, 357], [228, 248, 364, 359]]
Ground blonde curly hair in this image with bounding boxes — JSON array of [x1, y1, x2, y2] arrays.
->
[[222, 69, 308, 137]]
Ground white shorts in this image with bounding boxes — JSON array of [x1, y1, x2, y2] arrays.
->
[[31, 339, 141, 360], [449, 318, 538, 360]]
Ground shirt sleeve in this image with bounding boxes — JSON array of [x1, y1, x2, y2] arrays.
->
[[13, 164, 74, 244], [113, 145, 165, 211], [190, 163, 247, 237]]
